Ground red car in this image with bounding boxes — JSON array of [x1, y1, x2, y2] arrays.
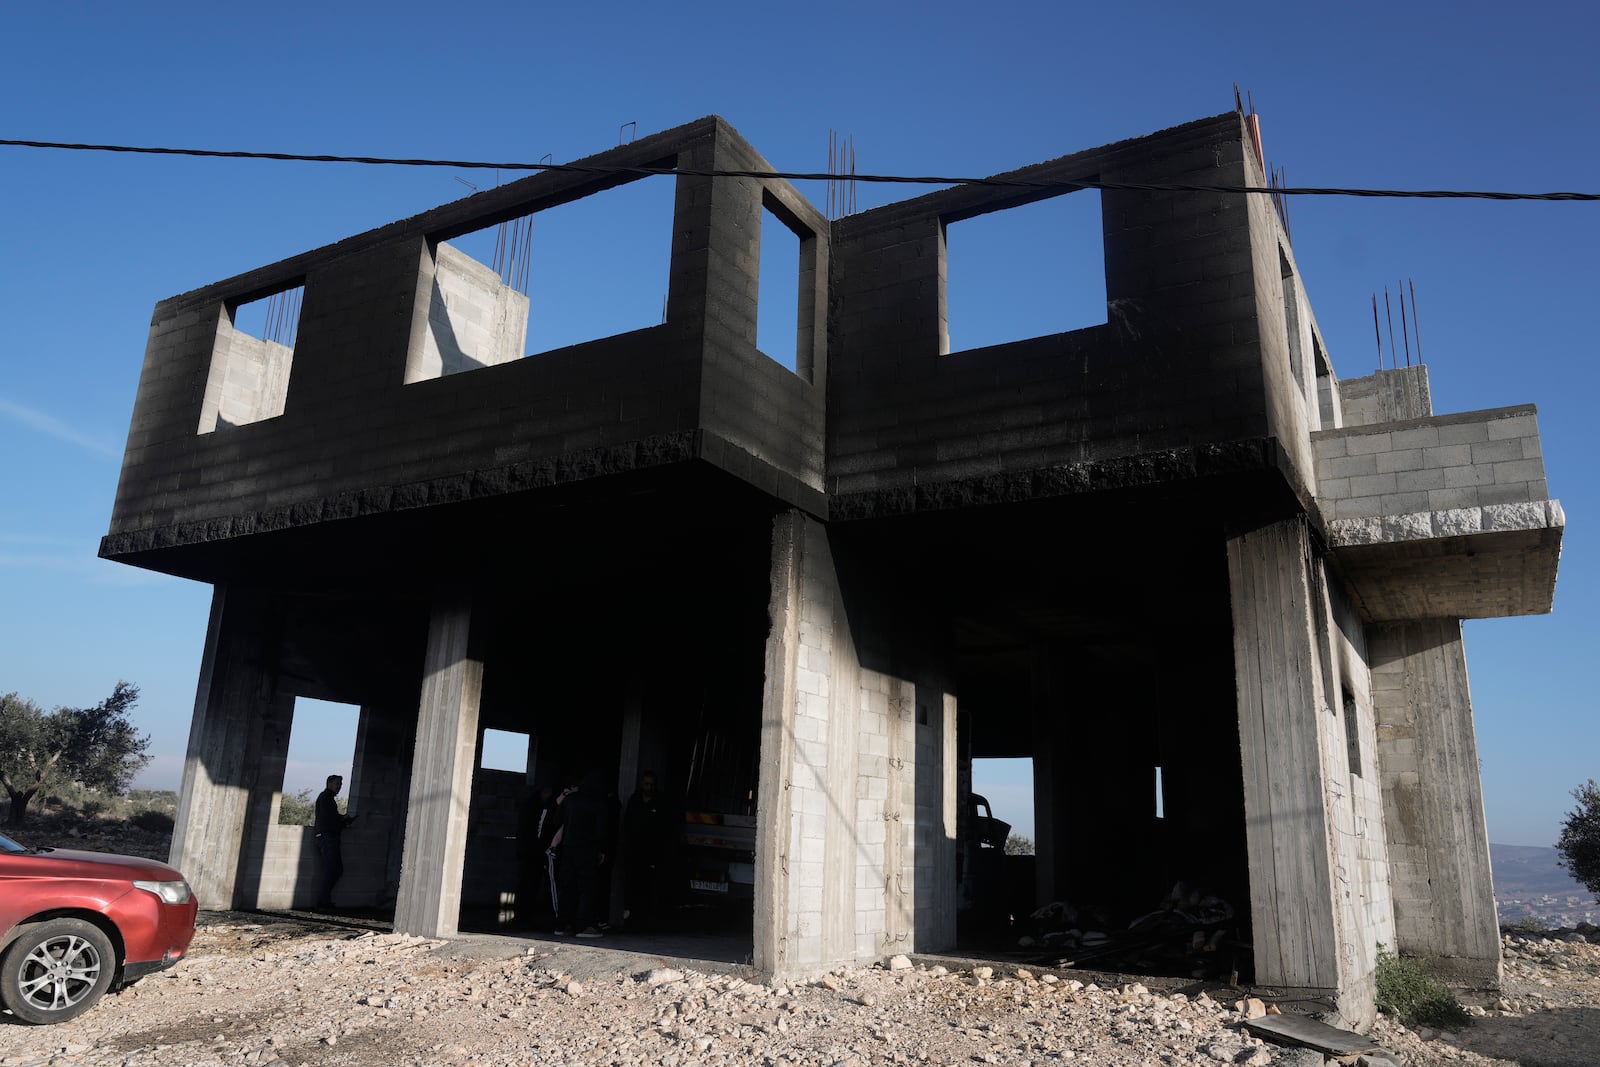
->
[[0, 829, 198, 1024]]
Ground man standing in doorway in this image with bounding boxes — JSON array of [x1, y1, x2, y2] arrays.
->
[[314, 774, 354, 911]]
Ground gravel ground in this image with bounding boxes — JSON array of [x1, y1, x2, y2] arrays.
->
[[3, 915, 1600, 1067]]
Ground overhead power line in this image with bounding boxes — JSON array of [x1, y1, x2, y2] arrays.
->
[[2, 136, 1596, 202]]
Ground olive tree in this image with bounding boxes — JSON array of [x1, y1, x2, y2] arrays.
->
[[0, 682, 151, 825], [1556, 779, 1600, 898]]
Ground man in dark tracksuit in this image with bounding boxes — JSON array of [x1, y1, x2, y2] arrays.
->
[[555, 770, 610, 937], [314, 774, 354, 910]]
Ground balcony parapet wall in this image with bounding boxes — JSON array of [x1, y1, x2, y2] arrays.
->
[[1313, 406, 1562, 621]]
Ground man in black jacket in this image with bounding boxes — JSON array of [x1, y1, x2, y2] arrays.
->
[[313, 774, 354, 910]]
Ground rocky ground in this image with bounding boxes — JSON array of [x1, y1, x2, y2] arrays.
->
[[4, 814, 1599, 1066], [2, 915, 1599, 1067]]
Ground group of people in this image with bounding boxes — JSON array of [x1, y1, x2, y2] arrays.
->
[[308, 768, 680, 934], [519, 769, 677, 938]]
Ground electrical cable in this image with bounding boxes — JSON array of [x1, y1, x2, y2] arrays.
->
[[2, 137, 1596, 201]]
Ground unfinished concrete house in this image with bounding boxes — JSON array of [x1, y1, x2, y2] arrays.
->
[[101, 110, 1563, 1026]]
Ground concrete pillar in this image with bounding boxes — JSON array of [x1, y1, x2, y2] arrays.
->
[[1227, 519, 1349, 1005], [912, 687, 958, 952], [345, 704, 416, 907], [394, 593, 483, 937], [1030, 647, 1064, 908], [754, 512, 802, 975], [170, 585, 287, 909], [1370, 620, 1501, 988]]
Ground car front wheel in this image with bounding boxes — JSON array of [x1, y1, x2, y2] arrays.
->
[[0, 919, 117, 1025]]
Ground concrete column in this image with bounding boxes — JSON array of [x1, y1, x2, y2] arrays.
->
[[1370, 620, 1501, 988], [754, 512, 802, 975], [910, 687, 959, 952], [232, 691, 295, 911], [1227, 519, 1347, 1004], [346, 704, 416, 907], [394, 593, 483, 937], [1030, 647, 1064, 908], [170, 585, 284, 909]]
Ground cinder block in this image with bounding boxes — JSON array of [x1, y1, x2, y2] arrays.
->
[[1487, 414, 1537, 441], [1346, 432, 1393, 456], [1493, 458, 1545, 484], [1422, 444, 1472, 468], [1376, 449, 1424, 474]]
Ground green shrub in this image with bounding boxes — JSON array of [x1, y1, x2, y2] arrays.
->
[[1374, 944, 1471, 1030], [278, 788, 315, 826]]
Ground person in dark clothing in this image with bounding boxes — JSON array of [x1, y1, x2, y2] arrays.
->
[[622, 771, 676, 931], [516, 784, 561, 930], [313, 774, 355, 910], [553, 770, 610, 937]]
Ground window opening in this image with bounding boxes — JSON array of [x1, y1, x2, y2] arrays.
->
[[198, 283, 303, 433], [757, 200, 802, 373], [479, 728, 531, 775], [279, 698, 359, 824], [412, 175, 675, 382], [1155, 765, 1165, 819], [971, 757, 1033, 853], [1280, 250, 1306, 399], [943, 191, 1106, 354], [1342, 689, 1363, 778]]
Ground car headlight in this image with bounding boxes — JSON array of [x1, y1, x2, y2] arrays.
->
[[132, 879, 192, 905]]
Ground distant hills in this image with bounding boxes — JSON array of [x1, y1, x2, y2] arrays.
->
[[1491, 843, 1596, 927], [1491, 843, 1594, 903]]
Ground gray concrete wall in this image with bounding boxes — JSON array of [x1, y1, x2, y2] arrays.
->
[[198, 319, 294, 433], [827, 113, 1278, 515], [170, 586, 290, 909], [1369, 620, 1501, 988], [1314, 405, 1549, 522], [407, 241, 530, 381], [1228, 518, 1381, 1028], [104, 119, 828, 570], [755, 511, 956, 977], [1340, 366, 1432, 427]]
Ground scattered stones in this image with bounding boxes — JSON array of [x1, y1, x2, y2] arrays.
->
[[7, 915, 1600, 1067]]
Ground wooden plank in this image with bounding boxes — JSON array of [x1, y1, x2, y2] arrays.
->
[[1244, 1014, 1380, 1055]]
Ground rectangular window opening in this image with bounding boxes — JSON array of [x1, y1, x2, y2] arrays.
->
[[279, 697, 359, 824], [1342, 690, 1363, 778], [1155, 765, 1165, 819], [757, 198, 803, 374], [479, 728, 531, 775], [971, 756, 1033, 854], [198, 283, 303, 434], [943, 190, 1106, 354], [409, 174, 675, 382], [1280, 249, 1306, 399]]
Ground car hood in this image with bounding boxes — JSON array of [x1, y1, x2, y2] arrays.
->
[[13, 849, 187, 882]]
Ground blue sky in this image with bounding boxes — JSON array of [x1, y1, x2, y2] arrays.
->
[[1, 2, 1594, 847]]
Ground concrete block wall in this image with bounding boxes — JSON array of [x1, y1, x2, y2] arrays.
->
[[756, 511, 955, 977], [1228, 517, 1384, 1028], [103, 117, 828, 565], [198, 325, 293, 432], [691, 125, 828, 501], [1252, 210, 1321, 489], [1322, 576, 1396, 1015], [1313, 405, 1549, 521], [1340, 366, 1432, 428], [408, 241, 530, 381], [1368, 620, 1501, 987], [828, 113, 1280, 512]]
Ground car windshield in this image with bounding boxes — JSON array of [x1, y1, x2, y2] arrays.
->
[[0, 831, 29, 854]]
